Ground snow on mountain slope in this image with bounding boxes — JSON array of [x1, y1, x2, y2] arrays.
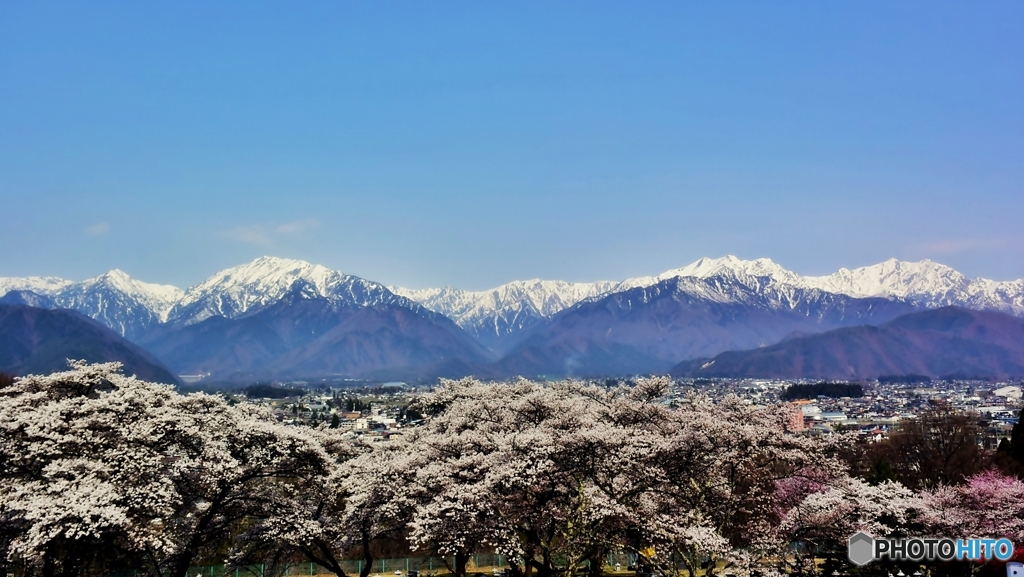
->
[[51, 270, 184, 337], [62, 270, 183, 320], [4, 255, 1022, 348], [615, 255, 804, 290], [0, 276, 73, 296], [395, 255, 1024, 348], [168, 256, 411, 325], [605, 255, 1024, 316], [391, 257, 807, 343], [390, 278, 618, 345], [802, 259, 1024, 315], [0, 270, 183, 338], [803, 259, 968, 299]]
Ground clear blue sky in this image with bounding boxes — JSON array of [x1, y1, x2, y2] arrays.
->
[[2, 2, 1022, 289]]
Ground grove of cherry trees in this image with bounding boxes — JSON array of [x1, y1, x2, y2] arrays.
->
[[1, 363, 1023, 577]]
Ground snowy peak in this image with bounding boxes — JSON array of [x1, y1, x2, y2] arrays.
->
[[4, 255, 1024, 346], [390, 278, 617, 344], [803, 258, 969, 299], [48, 269, 184, 337], [0, 276, 73, 296], [168, 256, 408, 325], [666, 255, 796, 280], [616, 255, 802, 291], [185, 256, 345, 297], [74, 269, 184, 320], [796, 258, 1024, 314], [391, 279, 619, 321]]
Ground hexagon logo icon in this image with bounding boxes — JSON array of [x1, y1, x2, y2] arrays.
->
[[848, 532, 874, 566]]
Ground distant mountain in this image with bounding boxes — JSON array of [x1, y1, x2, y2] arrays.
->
[[802, 259, 1024, 316], [141, 281, 492, 382], [0, 276, 74, 296], [671, 307, 1024, 380], [493, 275, 915, 378], [48, 270, 183, 340], [394, 256, 1024, 348], [168, 256, 412, 326], [4, 255, 1024, 381], [0, 271, 182, 339], [391, 279, 618, 351], [1, 290, 56, 308], [0, 304, 178, 384], [612, 255, 806, 291]]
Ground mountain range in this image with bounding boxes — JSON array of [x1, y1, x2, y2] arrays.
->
[[671, 307, 1024, 380], [2, 255, 1023, 381]]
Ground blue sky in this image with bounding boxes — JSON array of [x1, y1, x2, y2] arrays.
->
[[2, 2, 1022, 289]]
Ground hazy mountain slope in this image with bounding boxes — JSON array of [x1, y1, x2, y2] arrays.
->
[[269, 305, 494, 381], [671, 307, 1024, 379], [0, 304, 179, 384], [493, 275, 916, 378], [1, 290, 57, 308]]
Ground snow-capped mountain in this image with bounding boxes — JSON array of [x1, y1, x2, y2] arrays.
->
[[494, 275, 917, 377], [0, 270, 182, 339], [389, 256, 816, 348], [390, 279, 618, 349], [3, 254, 1023, 380], [614, 255, 805, 291], [392, 255, 1024, 351], [802, 258, 1024, 315], [167, 256, 413, 325], [51, 270, 183, 339], [0, 276, 73, 296]]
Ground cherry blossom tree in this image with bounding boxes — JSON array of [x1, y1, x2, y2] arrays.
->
[[406, 377, 846, 577], [0, 361, 337, 577], [778, 477, 920, 575], [627, 393, 848, 577], [5, 362, 983, 577], [920, 470, 1024, 545], [336, 439, 420, 577]]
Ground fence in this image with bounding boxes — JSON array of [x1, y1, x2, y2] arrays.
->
[[110, 555, 513, 577], [109, 552, 663, 577]]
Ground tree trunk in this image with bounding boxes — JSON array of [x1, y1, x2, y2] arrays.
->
[[301, 539, 348, 577], [359, 533, 375, 577], [508, 559, 526, 577], [530, 555, 552, 577], [455, 552, 470, 577], [169, 552, 197, 577], [41, 550, 55, 577]]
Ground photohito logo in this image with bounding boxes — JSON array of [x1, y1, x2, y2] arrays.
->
[[848, 532, 1016, 566]]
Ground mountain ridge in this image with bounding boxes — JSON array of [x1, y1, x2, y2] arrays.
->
[[5, 255, 1023, 339], [0, 304, 179, 384], [670, 306, 1024, 380], [4, 255, 1024, 381]]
